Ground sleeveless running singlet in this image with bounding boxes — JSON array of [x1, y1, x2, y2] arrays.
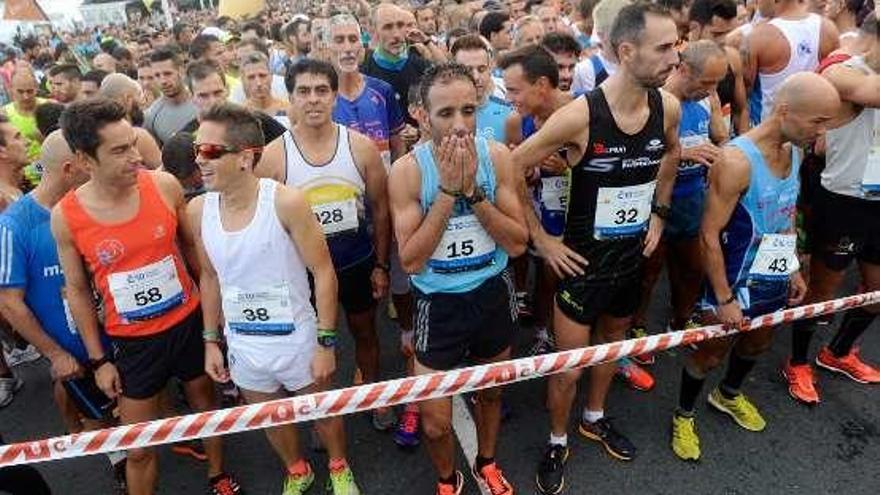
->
[[675, 97, 713, 198], [566, 88, 665, 283], [749, 14, 821, 125], [201, 178, 317, 342], [522, 115, 571, 237], [710, 136, 800, 307], [58, 171, 199, 338], [411, 137, 507, 294], [282, 125, 374, 270]]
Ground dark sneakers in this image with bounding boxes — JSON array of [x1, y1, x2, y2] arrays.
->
[[577, 417, 637, 461], [536, 443, 570, 495]]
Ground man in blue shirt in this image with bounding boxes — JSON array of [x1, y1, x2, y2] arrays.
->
[[0, 131, 125, 489], [451, 34, 512, 143]]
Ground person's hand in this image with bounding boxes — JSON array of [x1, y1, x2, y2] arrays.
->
[[311, 347, 336, 387], [95, 362, 122, 399], [788, 271, 807, 306], [716, 298, 746, 329], [406, 28, 428, 45], [539, 153, 568, 175], [437, 135, 463, 193], [534, 232, 589, 278], [681, 143, 722, 167], [371, 267, 389, 300], [204, 342, 230, 383], [643, 213, 664, 257], [400, 329, 414, 358], [48, 349, 83, 381], [458, 134, 478, 196], [400, 124, 420, 148]]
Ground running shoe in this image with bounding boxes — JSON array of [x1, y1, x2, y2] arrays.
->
[[326, 464, 361, 495], [436, 471, 464, 495], [283, 469, 314, 495], [529, 326, 556, 356], [2, 343, 41, 367], [536, 443, 569, 494], [615, 357, 655, 392], [628, 326, 655, 365], [782, 361, 820, 404], [209, 472, 243, 495], [816, 346, 880, 384], [473, 461, 514, 495], [393, 406, 420, 448], [670, 414, 700, 461], [707, 388, 766, 432], [372, 407, 397, 431], [171, 440, 208, 462], [0, 375, 23, 408], [577, 417, 637, 461]]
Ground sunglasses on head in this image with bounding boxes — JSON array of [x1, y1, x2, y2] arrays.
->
[[193, 143, 263, 160]]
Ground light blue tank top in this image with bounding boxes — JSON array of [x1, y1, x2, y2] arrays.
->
[[411, 137, 508, 294], [720, 136, 800, 288]]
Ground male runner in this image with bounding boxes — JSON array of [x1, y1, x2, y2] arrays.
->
[[98, 73, 163, 169], [52, 99, 241, 495], [451, 34, 513, 143], [0, 131, 127, 492], [670, 73, 838, 461], [785, 16, 880, 404], [388, 62, 527, 495], [510, 4, 682, 493], [144, 47, 198, 145], [48, 64, 82, 104], [256, 59, 394, 431], [190, 102, 361, 495]]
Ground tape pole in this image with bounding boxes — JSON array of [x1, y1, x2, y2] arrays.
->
[[1, 290, 878, 468]]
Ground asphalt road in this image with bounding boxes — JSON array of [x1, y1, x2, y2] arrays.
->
[[1, 273, 878, 495]]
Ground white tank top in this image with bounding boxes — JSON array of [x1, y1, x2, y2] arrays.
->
[[755, 14, 822, 122], [201, 178, 317, 344], [823, 56, 880, 201]]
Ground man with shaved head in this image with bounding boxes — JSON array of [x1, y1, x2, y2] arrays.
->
[[99, 73, 162, 169], [92, 52, 118, 74], [0, 131, 127, 492], [670, 72, 840, 462], [3, 69, 48, 168]]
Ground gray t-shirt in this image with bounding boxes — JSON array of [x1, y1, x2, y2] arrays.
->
[[145, 97, 198, 146]]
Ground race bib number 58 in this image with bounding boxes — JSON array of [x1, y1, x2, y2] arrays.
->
[[108, 256, 184, 321]]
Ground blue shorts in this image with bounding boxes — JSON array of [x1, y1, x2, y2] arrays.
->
[[665, 186, 706, 241], [699, 278, 789, 318]]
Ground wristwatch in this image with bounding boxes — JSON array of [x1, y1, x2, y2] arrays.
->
[[88, 355, 113, 371], [464, 186, 487, 206], [438, 185, 460, 199], [317, 330, 337, 348], [651, 203, 671, 220]]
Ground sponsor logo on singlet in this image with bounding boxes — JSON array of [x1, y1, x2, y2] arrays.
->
[[95, 239, 125, 266]]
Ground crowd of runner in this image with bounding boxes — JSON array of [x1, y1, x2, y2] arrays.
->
[[0, 0, 877, 493]]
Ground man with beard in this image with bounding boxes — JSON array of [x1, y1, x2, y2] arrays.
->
[[98, 73, 162, 169], [510, 4, 682, 493], [272, 17, 312, 76], [48, 64, 82, 104], [670, 73, 837, 461], [541, 32, 580, 94], [144, 47, 198, 146]]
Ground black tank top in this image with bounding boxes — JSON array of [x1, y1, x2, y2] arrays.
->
[[564, 87, 666, 283], [717, 63, 735, 110]]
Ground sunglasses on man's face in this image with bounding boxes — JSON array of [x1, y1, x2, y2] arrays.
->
[[193, 143, 262, 160]]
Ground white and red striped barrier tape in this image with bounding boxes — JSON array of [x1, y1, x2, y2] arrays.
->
[[2, 290, 878, 467]]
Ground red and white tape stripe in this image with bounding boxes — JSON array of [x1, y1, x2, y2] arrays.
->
[[2, 290, 878, 467]]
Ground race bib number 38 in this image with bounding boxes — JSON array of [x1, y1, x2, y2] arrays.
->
[[428, 215, 496, 273], [223, 284, 296, 336], [749, 234, 799, 280], [108, 256, 184, 321], [593, 181, 656, 240], [312, 199, 359, 235], [862, 146, 880, 197]]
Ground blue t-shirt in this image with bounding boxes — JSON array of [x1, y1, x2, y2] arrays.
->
[[333, 75, 406, 170], [476, 96, 512, 143], [0, 194, 109, 363]]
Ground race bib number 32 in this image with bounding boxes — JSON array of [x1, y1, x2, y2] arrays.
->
[[108, 256, 184, 321], [593, 181, 656, 240], [223, 284, 296, 336], [428, 214, 496, 273], [749, 233, 799, 280]]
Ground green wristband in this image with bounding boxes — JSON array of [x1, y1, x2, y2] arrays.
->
[[317, 328, 337, 338], [203, 329, 221, 342]]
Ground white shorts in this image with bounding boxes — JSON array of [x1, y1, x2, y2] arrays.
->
[[228, 339, 315, 394]]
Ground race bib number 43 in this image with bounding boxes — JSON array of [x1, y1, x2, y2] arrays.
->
[[594, 181, 656, 240], [108, 256, 184, 321], [428, 215, 496, 273], [312, 199, 359, 235], [749, 234, 799, 280], [223, 284, 296, 336]]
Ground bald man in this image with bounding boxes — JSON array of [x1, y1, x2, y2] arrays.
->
[[3, 69, 48, 166], [0, 131, 127, 491], [670, 73, 840, 462], [98, 74, 162, 169], [92, 52, 118, 74]]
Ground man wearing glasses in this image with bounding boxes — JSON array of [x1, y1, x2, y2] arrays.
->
[[188, 102, 361, 495], [51, 99, 242, 495]]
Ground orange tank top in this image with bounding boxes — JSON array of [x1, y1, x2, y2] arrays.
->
[[59, 171, 199, 338]]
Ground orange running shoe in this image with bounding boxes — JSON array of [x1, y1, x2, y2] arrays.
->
[[782, 361, 820, 404], [436, 471, 464, 495], [616, 358, 655, 392], [816, 347, 880, 384], [473, 462, 514, 495]]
